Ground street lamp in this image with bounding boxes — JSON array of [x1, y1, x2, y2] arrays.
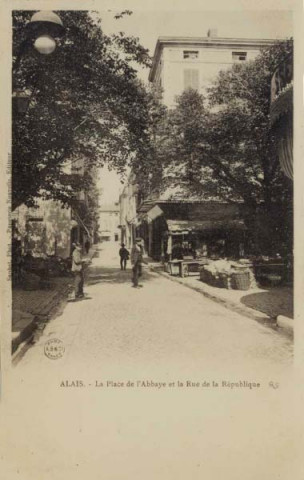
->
[[13, 11, 65, 72], [13, 11, 65, 113], [34, 35, 57, 55], [28, 11, 65, 54]]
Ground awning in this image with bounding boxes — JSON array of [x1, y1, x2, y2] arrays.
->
[[146, 205, 163, 221], [166, 219, 246, 234]]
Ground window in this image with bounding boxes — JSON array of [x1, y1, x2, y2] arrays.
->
[[232, 51, 247, 61], [183, 50, 199, 59], [184, 69, 199, 90]]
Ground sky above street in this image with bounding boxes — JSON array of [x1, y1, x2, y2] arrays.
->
[[97, 9, 293, 204]]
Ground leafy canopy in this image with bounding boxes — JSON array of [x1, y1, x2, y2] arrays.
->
[[13, 10, 152, 210], [143, 40, 293, 210]]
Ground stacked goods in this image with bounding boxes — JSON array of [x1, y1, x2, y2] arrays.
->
[[200, 259, 251, 290], [199, 267, 208, 283]]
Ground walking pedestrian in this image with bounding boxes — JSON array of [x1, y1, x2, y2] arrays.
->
[[131, 237, 144, 288], [119, 243, 129, 270], [71, 242, 86, 299], [84, 239, 90, 254]]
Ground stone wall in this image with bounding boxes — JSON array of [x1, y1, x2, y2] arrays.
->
[[12, 200, 72, 258]]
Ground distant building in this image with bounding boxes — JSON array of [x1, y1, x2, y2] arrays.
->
[[149, 30, 276, 107], [99, 203, 120, 242]]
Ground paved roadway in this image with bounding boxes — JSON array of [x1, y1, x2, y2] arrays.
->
[[2, 242, 296, 480], [15, 241, 292, 375]]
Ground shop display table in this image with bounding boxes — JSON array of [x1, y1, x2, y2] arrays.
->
[[166, 259, 208, 277]]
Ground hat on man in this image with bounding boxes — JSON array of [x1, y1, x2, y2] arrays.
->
[[135, 237, 142, 242]]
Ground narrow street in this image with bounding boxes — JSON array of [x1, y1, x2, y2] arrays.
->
[[14, 242, 293, 377], [5, 242, 296, 480], [7, 11, 298, 479]]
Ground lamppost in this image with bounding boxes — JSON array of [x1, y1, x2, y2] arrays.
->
[[13, 11, 65, 113], [14, 11, 64, 70], [29, 10, 65, 54]]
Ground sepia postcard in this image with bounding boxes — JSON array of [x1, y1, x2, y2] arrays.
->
[[1, 0, 304, 478]]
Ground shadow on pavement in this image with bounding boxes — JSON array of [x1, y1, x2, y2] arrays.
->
[[87, 265, 154, 286], [240, 288, 293, 319]]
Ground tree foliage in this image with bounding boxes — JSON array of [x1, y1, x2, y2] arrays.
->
[[131, 84, 168, 200], [137, 39, 293, 253], [12, 10, 152, 210], [205, 39, 293, 207], [156, 40, 293, 206]]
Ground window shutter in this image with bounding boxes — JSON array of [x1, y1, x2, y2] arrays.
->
[[184, 69, 199, 90], [191, 69, 199, 90]]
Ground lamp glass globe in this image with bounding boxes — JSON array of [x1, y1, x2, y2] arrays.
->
[[34, 35, 56, 55]]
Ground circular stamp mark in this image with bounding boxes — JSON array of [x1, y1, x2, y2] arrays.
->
[[44, 338, 65, 360]]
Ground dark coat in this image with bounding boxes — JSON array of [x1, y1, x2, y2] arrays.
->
[[119, 247, 130, 260]]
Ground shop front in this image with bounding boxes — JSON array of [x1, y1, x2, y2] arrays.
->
[[140, 201, 247, 263]]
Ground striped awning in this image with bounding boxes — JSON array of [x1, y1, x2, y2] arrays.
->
[[278, 113, 293, 180]]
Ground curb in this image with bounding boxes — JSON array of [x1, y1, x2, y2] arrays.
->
[[12, 332, 36, 365], [147, 264, 280, 331], [12, 282, 71, 357], [12, 317, 38, 355], [276, 315, 293, 336]]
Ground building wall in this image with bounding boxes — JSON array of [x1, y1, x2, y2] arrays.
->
[[157, 44, 261, 107], [119, 180, 138, 248], [99, 204, 120, 242], [12, 200, 72, 258], [11, 155, 96, 259]]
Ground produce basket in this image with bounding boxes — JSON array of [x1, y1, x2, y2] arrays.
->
[[206, 270, 215, 286], [231, 271, 250, 290], [198, 257, 209, 266], [217, 273, 230, 289], [200, 267, 208, 283]]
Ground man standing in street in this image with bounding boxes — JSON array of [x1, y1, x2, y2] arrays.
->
[[71, 242, 86, 299], [119, 243, 130, 270], [131, 237, 144, 288], [84, 239, 90, 254]]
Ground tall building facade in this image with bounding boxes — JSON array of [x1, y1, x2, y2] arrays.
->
[[149, 30, 275, 107]]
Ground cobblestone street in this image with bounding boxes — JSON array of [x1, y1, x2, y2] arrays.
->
[[4, 243, 296, 480], [14, 243, 293, 377]]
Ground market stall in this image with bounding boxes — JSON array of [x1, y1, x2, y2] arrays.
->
[[137, 201, 248, 264]]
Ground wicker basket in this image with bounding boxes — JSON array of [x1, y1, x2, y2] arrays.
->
[[200, 267, 208, 283], [231, 271, 250, 290], [207, 271, 215, 286], [217, 273, 230, 289]]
